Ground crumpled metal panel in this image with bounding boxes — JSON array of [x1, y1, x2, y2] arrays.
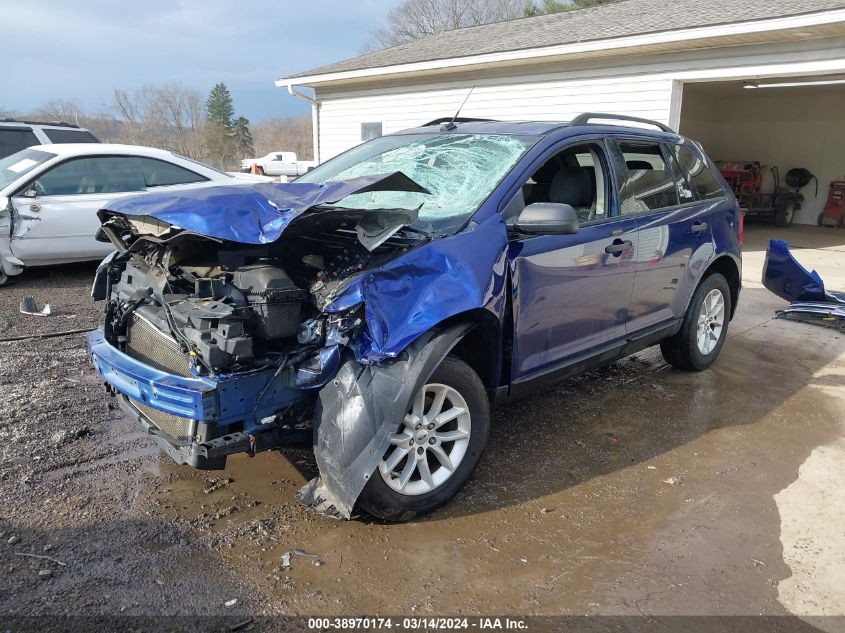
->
[[323, 216, 509, 363], [298, 323, 474, 519], [762, 239, 827, 302], [763, 239, 845, 330], [98, 172, 428, 245]]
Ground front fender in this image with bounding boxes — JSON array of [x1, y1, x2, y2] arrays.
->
[[299, 322, 474, 519], [323, 215, 509, 363]]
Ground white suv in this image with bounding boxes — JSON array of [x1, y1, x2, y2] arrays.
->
[[0, 119, 99, 159]]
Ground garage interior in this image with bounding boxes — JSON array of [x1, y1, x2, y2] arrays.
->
[[679, 75, 845, 227]]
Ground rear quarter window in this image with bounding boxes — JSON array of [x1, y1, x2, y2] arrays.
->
[[612, 141, 679, 214], [138, 157, 207, 187], [0, 127, 40, 159], [673, 144, 724, 200], [42, 128, 100, 144]]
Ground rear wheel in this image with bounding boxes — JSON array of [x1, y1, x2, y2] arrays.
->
[[660, 273, 731, 371], [775, 201, 796, 227], [356, 355, 489, 521]]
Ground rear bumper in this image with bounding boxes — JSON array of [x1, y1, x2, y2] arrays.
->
[[86, 328, 305, 469]]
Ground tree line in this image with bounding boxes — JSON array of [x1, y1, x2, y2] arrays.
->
[[2, 82, 312, 171], [368, 0, 620, 49]]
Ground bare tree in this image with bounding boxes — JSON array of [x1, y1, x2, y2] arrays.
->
[[112, 83, 206, 158], [33, 100, 84, 125], [370, 0, 530, 49], [251, 117, 313, 161]]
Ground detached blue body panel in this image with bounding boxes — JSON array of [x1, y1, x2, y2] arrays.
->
[[763, 239, 827, 302], [87, 329, 303, 428]]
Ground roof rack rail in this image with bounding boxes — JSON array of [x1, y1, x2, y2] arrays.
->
[[0, 118, 82, 128], [569, 113, 673, 134], [421, 116, 497, 127]]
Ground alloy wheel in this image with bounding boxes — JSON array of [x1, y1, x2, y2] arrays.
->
[[696, 288, 725, 355], [379, 383, 472, 496]]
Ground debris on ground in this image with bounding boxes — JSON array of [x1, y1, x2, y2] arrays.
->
[[19, 297, 52, 317], [224, 598, 238, 608], [15, 552, 67, 566], [763, 239, 845, 331], [663, 477, 681, 485]]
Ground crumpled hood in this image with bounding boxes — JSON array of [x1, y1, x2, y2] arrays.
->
[[99, 172, 428, 245]]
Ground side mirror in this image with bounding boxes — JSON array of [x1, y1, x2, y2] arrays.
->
[[509, 202, 579, 235], [23, 188, 38, 198]]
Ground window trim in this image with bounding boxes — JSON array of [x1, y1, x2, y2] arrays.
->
[[498, 135, 618, 227], [607, 136, 683, 217], [671, 141, 727, 204]]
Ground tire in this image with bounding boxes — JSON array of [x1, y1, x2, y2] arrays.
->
[[256, 166, 265, 176], [775, 201, 795, 227], [356, 355, 490, 521], [660, 273, 732, 371]]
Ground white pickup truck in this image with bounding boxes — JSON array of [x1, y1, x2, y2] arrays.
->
[[240, 151, 316, 178]]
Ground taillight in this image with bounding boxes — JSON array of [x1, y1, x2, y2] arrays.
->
[[738, 210, 744, 246]]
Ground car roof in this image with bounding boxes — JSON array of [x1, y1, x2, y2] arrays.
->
[[394, 118, 681, 141], [27, 143, 179, 159], [0, 119, 84, 129]]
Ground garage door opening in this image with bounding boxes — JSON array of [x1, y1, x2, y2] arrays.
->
[[678, 77, 845, 228]]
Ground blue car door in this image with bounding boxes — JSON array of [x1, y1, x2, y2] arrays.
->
[[607, 138, 715, 334], [506, 138, 639, 385]]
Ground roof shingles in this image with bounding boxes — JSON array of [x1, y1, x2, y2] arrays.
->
[[286, 0, 845, 80]]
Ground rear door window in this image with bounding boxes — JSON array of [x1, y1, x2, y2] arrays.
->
[[34, 156, 146, 196], [137, 157, 207, 187], [610, 141, 679, 215], [0, 127, 40, 158], [42, 128, 100, 144], [673, 144, 724, 201]]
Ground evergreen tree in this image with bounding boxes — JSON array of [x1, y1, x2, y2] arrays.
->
[[205, 82, 236, 167], [206, 82, 234, 128], [232, 116, 254, 159]]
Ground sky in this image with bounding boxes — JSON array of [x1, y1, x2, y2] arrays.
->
[[0, 0, 398, 121]]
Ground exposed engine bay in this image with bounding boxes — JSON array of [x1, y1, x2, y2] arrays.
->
[[97, 206, 428, 378]]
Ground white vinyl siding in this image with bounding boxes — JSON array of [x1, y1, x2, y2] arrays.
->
[[317, 76, 672, 160], [311, 37, 845, 161]]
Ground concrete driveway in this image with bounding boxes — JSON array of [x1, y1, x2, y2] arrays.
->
[[0, 224, 843, 627]]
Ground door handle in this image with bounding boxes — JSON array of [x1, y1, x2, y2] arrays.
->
[[690, 220, 708, 234], [605, 240, 633, 255]]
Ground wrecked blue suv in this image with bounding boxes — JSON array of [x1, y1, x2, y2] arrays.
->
[[87, 114, 741, 521]]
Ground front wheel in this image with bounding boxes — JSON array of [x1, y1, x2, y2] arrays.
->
[[660, 273, 732, 371], [356, 355, 489, 521]]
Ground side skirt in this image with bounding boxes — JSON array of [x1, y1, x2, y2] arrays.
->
[[502, 320, 681, 403]]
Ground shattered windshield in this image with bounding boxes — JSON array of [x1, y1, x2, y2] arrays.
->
[[298, 133, 538, 233]]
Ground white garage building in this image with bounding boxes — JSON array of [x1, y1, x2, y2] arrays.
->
[[277, 0, 845, 225]]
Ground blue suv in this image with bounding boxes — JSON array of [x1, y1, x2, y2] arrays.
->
[[87, 113, 741, 521]]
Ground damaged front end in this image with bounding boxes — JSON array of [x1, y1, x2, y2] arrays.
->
[[86, 173, 470, 517], [762, 239, 845, 330]]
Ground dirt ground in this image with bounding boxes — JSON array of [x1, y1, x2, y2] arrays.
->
[[1, 225, 844, 628]]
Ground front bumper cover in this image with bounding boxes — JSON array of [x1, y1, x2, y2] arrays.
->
[[87, 328, 304, 468]]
